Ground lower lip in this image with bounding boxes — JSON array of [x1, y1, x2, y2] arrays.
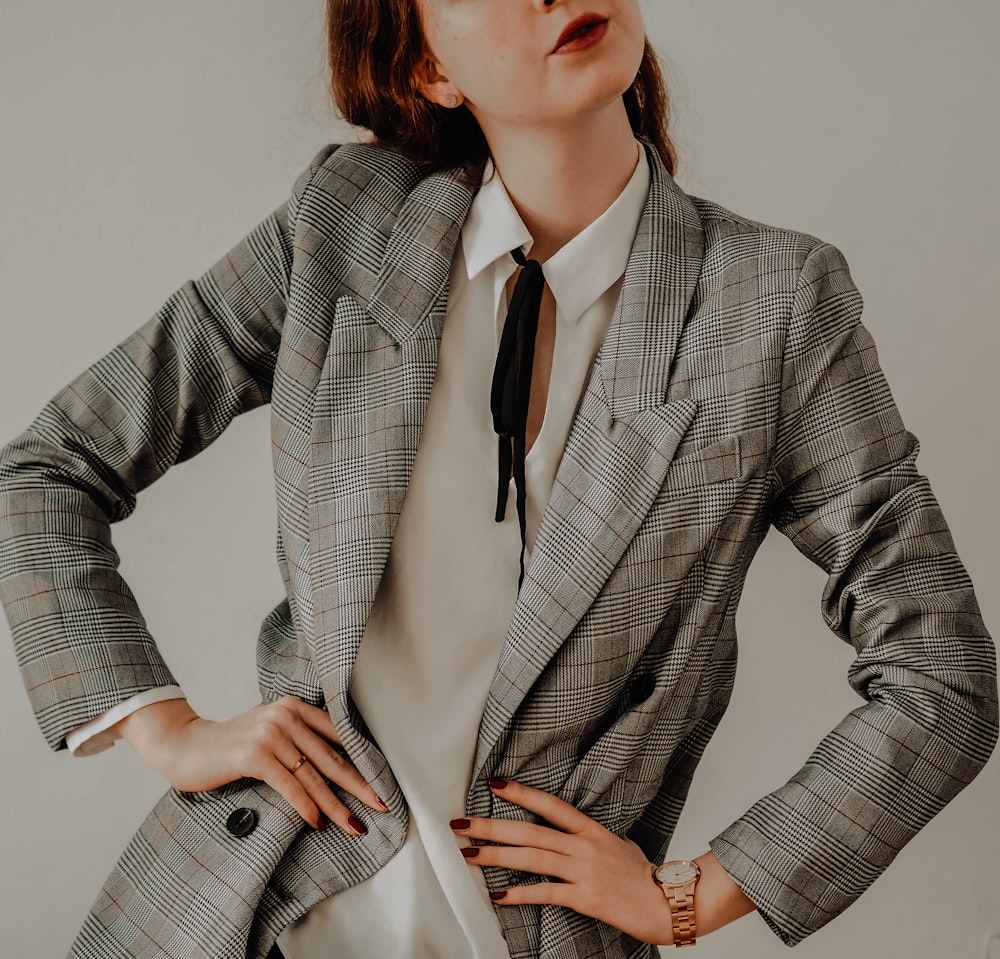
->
[[553, 20, 609, 55]]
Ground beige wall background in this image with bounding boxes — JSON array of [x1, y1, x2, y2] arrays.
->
[[0, 1, 996, 955]]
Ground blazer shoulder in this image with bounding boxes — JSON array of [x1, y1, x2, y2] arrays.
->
[[687, 194, 856, 302], [690, 194, 829, 258], [291, 142, 445, 268], [302, 141, 430, 216]]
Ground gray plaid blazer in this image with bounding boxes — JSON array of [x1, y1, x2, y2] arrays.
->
[[1, 141, 996, 959]]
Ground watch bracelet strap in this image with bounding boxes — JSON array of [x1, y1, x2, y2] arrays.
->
[[665, 880, 697, 947]]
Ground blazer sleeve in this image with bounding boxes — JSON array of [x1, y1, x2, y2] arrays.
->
[[708, 242, 999, 945], [0, 145, 338, 752]]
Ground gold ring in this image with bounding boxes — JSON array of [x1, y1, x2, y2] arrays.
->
[[289, 755, 308, 774]]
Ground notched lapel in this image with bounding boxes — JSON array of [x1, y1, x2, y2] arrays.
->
[[367, 165, 477, 343], [303, 159, 476, 765]]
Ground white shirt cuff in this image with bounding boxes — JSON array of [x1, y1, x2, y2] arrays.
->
[[66, 686, 187, 756]]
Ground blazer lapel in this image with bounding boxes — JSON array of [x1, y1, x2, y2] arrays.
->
[[472, 147, 706, 784], [308, 158, 477, 767]]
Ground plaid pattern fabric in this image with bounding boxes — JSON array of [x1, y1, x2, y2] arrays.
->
[[0, 141, 995, 958]]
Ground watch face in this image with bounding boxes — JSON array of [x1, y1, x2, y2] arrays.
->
[[655, 860, 701, 886]]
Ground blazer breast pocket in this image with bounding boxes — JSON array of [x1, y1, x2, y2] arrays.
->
[[659, 433, 743, 495], [611, 433, 749, 599]]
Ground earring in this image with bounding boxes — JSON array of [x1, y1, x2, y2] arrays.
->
[[445, 94, 459, 108]]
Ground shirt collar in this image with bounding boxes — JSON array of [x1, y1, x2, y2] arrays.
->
[[459, 141, 651, 324], [460, 167, 533, 282]]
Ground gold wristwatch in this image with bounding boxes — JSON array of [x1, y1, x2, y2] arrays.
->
[[652, 859, 701, 947]]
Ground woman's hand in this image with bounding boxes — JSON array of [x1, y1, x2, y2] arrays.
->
[[114, 696, 386, 834], [450, 779, 675, 945]]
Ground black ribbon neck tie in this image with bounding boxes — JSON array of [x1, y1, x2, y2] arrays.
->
[[490, 247, 545, 588]]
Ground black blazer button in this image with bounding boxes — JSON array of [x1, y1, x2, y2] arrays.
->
[[226, 807, 258, 838], [628, 674, 656, 704]]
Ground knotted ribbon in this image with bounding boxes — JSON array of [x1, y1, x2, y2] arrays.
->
[[490, 247, 546, 588]]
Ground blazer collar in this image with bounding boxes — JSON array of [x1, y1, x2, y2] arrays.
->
[[363, 137, 705, 409], [366, 162, 479, 343]]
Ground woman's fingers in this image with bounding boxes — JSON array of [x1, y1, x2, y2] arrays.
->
[[487, 779, 596, 835], [269, 744, 362, 835], [289, 720, 386, 813], [451, 815, 574, 854], [487, 881, 574, 909], [459, 842, 573, 881], [251, 697, 384, 832], [264, 756, 326, 831], [265, 754, 368, 837]]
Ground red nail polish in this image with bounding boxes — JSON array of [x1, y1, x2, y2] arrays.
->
[[316, 815, 328, 830], [450, 818, 471, 830], [460, 846, 479, 859], [488, 778, 509, 790], [347, 815, 368, 836], [375, 795, 389, 811], [489, 890, 508, 902]]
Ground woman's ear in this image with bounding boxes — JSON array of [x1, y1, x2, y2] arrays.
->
[[414, 55, 465, 109]]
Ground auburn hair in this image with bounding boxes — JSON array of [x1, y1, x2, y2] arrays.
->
[[325, 0, 677, 177]]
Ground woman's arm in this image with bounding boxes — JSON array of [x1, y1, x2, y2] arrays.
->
[[0, 144, 387, 834], [0, 146, 335, 752], [452, 242, 997, 948], [708, 243, 998, 944]]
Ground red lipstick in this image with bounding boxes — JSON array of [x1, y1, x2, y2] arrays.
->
[[551, 14, 610, 55]]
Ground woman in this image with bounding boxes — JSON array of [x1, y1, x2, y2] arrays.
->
[[1, 1, 996, 957]]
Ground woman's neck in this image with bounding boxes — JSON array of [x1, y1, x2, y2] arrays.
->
[[483, 102, 640, 264]]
